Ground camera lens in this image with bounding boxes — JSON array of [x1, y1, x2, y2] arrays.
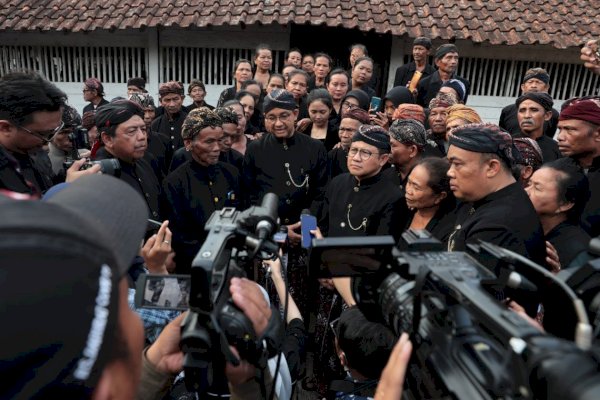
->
[[379, 273, 415, 336]]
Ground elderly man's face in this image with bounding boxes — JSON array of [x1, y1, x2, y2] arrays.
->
[[521, 78, 549, 94], [103, 115, 147, 163], [160, 93, 183, 115], [186, 126, 223, 167], [429, 107, 449, 137], [518, 99, 551, 137], [347, 140, 389, 181], [264, 108, 298, 139], [435, 52, 459, 75]]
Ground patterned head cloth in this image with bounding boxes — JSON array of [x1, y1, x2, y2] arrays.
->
[[393, 104, 426, 123], [559, 96, 600, 126], [263, 89, 298, 114], [342, 107, 371, 124], [388, 119, 427, 150], [523, 70, 550, 85], [446, 104, 482, 125], [95, 100, 143, 134], [352, 124, 391, 153], [449, 123, 517, 167], [513, 137, 543, 169], [127, 77, 146, 91], [516, 92, 554, 111], [128, 92, 156, 110], [158, 81, 184, 97], [84, 78, 104, 96], [435, 44, 458, 60], [441, 79, 467, 102], [413, 37, 432, 49], [188, 79, 206, 94], [81, 111, 96, 130], [181, 107, 223, 140], [62, 104, 82, 128], [429, 92, 458, 109]]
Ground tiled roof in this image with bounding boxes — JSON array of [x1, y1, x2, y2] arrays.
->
[[0, 0, 596, 49]]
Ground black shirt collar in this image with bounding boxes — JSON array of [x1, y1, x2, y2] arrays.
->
[[472, 181, 520, 210]]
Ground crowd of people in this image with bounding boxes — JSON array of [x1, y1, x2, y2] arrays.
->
[[1, 37, 599, 399]]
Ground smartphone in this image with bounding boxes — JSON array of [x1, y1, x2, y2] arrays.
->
[[369, 96, 382, 114], [135, 274, 191, 311], [301, 213, 317, 249]]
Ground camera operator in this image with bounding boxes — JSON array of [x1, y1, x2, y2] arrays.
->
[[94, 100, 163, 220], [0, 71, 99, 195], [446, 123, 547, 315], [0, 175, 286, 400], [47, 104, 88, 176]]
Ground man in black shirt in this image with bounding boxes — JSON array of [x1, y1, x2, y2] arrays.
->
[[446, 123, 546, 315], [150, 81, 188, 151], [82, 77, 109, 115], [243, 89, 328, 241], [499, 68, 559, 137], [163, 108, 240, 272], [557, 96, 600, 237], [416, 44, 470, 107], [515, 92, 561, 163], [393, 36, 435, 88], [95, 100, 163, 220], [0, 72, 70, 195], [327, 107, 370, 181]]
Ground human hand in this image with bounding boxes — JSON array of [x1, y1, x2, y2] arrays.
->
[[506, 299, 544, 332], [545, 241, 561, 274], [287, 221, 302, 246], [369, 112, 389, 130], [142, 220, 172, 274], [318, 278, 335, 291], [229, 277, 272, 337], [581, 39, 600, 75], [374, 333, 412, 400], [296, 118, 311, 132], [65, 158, 101, 182], [146, 312, 187, 374], [263, 255, 283, 279], [310, 226, 323, 239]]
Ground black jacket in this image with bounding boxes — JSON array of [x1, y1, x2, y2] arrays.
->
[[393, 61, 436, 88], [416, 71, 470, 107]]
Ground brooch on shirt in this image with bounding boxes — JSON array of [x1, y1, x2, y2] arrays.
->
[[284, 162, 309, 192], [447, 224, 461, 251]]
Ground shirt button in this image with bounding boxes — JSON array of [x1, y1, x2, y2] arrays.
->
[[152, 211, 158, 217], [353, 187, 359, 192], [284, 218, 289, 223], [340, 222, 346, 227], [145, 193, 149, 198], [285, 199, 291, 204], [286, 181, 291, 186]]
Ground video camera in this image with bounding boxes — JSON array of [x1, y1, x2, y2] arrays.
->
[[179, 193, 284, 394], [313, 230, 600, 399]]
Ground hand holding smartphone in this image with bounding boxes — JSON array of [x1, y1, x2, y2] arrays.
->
[[301, 213, 317, 248]]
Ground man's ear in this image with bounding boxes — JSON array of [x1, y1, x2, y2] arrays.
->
[[184, 138, 192, 151], [557, 201, 575, 215], [292, 108, 300, 122], [379, 153, 390, 167], [543, 110, 552, 122], [101, 132, 113, 149], [485, 158, 502, 178], [0, 120, 15, 137], [521, 165, 534, 182]]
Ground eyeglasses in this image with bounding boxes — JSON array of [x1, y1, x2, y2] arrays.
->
[[342, 101, 358, 110], [348, 147, 380, 160], [16, 120, 65, 143], [265, 112, 293, 123]]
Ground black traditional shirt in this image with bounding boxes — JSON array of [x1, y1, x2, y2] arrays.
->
[[243, 132, 327, 225], [0, 146, 53, 195], [581, 156, 600, 237], [150, 111, 188, 151], [318, 172, 405, 239], [546, 221, 591, 269], [514, 133, 561, 163], [393, 62, 436, 88], [163, 160, 240, 272], [403, 203, 457, 245], [416, 71, 470, 107], [327, 147, 349, 181], [96, 150, 162, 220]]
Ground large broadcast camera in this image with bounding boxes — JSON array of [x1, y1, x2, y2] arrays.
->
[[313, 231, 600, 399], [180, 193, 284, 395]]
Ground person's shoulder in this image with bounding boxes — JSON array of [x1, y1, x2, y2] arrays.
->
[[164, 161, 191, 183], [217, 161, 239, 180]]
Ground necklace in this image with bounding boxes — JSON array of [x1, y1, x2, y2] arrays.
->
[[346, 204, 367, 231], [284, 162, 309, 191]]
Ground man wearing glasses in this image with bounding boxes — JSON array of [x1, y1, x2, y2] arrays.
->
[[0, 72, 93, 195]]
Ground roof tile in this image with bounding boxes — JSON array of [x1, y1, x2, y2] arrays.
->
[[0, 0, 595, 49]]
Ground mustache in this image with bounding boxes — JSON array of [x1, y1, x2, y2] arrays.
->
[[520, 119, 535, 125]]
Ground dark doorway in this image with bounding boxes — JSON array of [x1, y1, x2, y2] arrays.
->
[[290, 24, 393, 97]]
